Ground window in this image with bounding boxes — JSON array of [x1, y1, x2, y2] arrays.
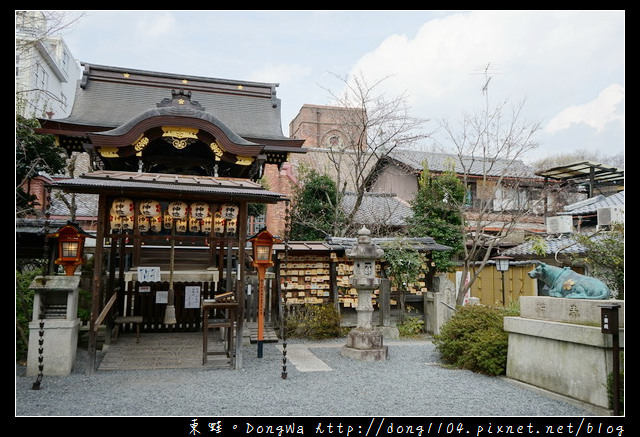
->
[[35, 62, 48, 90], [247, 213, 266, 236]]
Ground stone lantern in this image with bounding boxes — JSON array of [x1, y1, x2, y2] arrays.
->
[[341, 226, 388, 361]]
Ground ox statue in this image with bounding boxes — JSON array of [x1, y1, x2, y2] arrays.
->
[[528, 261, 611, 300]]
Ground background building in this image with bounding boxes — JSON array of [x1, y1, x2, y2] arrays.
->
[[15, 11, 81, 119]]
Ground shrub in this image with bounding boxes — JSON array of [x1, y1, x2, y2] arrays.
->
[[285, 304, 343, 339], [433, 304, 518, 376], [16, 268, 41, 360], [397, 316, 425, 337]]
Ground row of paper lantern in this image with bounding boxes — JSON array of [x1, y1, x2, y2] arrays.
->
[[110, 198, 239, 233]]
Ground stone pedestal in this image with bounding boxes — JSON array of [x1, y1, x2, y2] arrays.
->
[[504, 296, 624, 412], [27, 275, 81, 376], [342, 328, 388, 361]]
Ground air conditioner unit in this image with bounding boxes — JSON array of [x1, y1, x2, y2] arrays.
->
[[597, 206, 624, 227], [546, 216, 573, 234]]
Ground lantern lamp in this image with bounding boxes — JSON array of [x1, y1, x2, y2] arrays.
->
[[494, 255, 512, 272], [47, 222, 92, 276], [248, 229, 281, 268], [492, 255, 513, 306], [247, 229, 282, 358]]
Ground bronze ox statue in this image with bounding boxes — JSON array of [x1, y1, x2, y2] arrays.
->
[[527, 261, 611, 300]]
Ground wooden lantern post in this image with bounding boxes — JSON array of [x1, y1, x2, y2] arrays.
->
[[248, 229, 281, 358]]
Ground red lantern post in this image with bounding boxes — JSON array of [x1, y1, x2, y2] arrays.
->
[[247, 229, 282, 358]]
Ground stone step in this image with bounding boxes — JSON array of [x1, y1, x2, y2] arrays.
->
[[244, 322, 279, 343]]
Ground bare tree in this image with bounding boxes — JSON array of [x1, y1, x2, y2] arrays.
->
[[304, 72, 430, 237], [436, 98, 546, 305]]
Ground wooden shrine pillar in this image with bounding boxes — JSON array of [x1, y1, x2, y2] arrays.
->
[[88, 195, 108, 374], [234, 200, 248, 370]]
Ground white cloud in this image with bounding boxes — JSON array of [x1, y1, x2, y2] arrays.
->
[[134, 11, 177, 39], [545, 84, 625, 134], [347, 11, 624, 119]]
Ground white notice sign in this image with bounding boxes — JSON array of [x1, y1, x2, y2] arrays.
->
[[155, 291, 168, 304], [138, 267, 161, 282], [184, 286, 201, 309]]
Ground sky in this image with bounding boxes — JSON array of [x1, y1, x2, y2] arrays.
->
[[57, 10, 625, 165]]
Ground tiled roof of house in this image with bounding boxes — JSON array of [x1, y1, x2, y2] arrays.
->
[[48, 191, 99, 217], [341, 192, 413, 227], [326, 235, 452, 252], [386, 149, 540, 179], [559, 190, 624, 215], [502, 234, 588, 258], [502, 191, 624, 258]]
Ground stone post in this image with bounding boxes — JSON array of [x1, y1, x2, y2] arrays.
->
[[341, 226, 388, 361], [27, 275, 82, 376]]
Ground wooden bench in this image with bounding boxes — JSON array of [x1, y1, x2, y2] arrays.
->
[[113, 316, 143, 343]]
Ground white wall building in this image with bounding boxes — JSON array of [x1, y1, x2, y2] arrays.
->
[[15, 11, 81, 119]]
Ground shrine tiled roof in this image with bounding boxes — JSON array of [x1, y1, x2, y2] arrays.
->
[[49, 170, 285, 203], [45, 63, 297, 144]]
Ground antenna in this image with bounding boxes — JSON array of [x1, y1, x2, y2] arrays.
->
[[482, 62, 491, 94], [473, 62, 500, 98], [471, 62, 500, 164]]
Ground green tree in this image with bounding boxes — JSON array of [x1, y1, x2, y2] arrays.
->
[[573, 223, 624, 299], [383, 239, 425, 322], [16, 114, 66, 216], [290, 168, 340, 240], [407, 161, 464, 273]]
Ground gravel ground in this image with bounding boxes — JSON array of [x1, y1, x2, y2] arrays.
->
[[16, 337, 599, 418]]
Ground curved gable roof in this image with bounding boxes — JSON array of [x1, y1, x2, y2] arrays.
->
[[87, 105, 263, 156]]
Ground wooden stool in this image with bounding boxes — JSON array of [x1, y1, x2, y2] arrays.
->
[[113, 316, 143, 343], [202, 317, 234, 365], [202, 300, 237, 367]]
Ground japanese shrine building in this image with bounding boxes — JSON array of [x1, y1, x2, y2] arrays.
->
[[36, 63, 307, 370]]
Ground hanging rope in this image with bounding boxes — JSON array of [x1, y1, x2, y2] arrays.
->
[[281, 200, 291, 380], [31, 319, 44, 390]]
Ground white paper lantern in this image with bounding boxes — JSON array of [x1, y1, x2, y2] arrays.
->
[[149, 216, 163, 232], [190, 201, 210, 219], [167, 201, 188, 219], [189, 217, 201, 233], [139, 199, 162, 217], [220, 203, 239, 220], [112, 198, 134, 217], [137, 215, 150, 232], [120, 214, 134, 231], [213, 211, 225, 234], [109, 213, 122, 231], [163, 213, 174, 230], [202, 216, 213, 233], [175, 218, 188, 233], [226, 218, 237, 234]]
